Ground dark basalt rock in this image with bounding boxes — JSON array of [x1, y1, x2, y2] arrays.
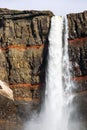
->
[[67, 10, 87, 125], [67, 11, 87, 79], [68, 37, 87, 77], [67, 11, 87, 39]]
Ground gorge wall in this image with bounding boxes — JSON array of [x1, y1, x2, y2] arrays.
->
[[68, 11, 87, 125], [0, 8, 53, 129], [0, 8, 87, 129]]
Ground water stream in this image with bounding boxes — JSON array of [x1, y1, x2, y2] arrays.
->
[[25, 16, 76, 130]]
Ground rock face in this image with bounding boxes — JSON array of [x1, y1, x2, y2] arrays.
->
[[68, 11, 87, 39], [1, 8, 87, 129], [0, 8, 53, 127], [67, 11, 87, 125]]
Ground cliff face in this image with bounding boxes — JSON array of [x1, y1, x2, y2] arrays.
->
[[0, 8, 53, 126], [67, 11, 87, 124], [0, 8, 87, 129]]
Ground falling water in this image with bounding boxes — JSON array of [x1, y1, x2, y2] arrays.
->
[[44, 16, 64, 130], [25, 16, 75, 130], [62, 17, 84, 130]]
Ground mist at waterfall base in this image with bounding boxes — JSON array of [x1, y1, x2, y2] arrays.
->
[[24, 16, 84, 130]]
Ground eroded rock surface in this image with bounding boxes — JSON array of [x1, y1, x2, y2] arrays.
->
[[67, 11, 87, 39], [0, 8, 53, 125], [67, 11, 87, 124]]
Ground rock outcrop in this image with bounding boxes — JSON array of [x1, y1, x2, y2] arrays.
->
[[0, 8, 53, 128], [67, 11, 87, 124]]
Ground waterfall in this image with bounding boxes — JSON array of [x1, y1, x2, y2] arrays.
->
[[44, 16, 64, 130], [24, 16, 74, 130]]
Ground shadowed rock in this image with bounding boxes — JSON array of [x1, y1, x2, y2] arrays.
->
[[67, 10, 87, 125]]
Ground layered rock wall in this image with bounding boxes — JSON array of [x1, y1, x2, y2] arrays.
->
[[67, 11, 87, 124], [0, 8, 87, 129], [0, 8, 53, 126]]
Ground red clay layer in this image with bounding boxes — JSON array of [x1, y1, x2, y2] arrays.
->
[[10, 83, 43, 89], [73, 76, 87, 81], [0, 44, 44, 51], [68, 37, 87, 45], [76, 90, 87, 95]]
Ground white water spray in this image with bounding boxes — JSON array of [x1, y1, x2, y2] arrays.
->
[[44, 16, 64, 130], [25, 16, 74, 130], [62, 18, 83, 130]]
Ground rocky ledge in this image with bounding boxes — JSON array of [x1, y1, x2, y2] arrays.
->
[[0, 8, 53, 126]]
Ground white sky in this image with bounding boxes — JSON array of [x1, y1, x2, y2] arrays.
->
[[0, 0, 87, 15]]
